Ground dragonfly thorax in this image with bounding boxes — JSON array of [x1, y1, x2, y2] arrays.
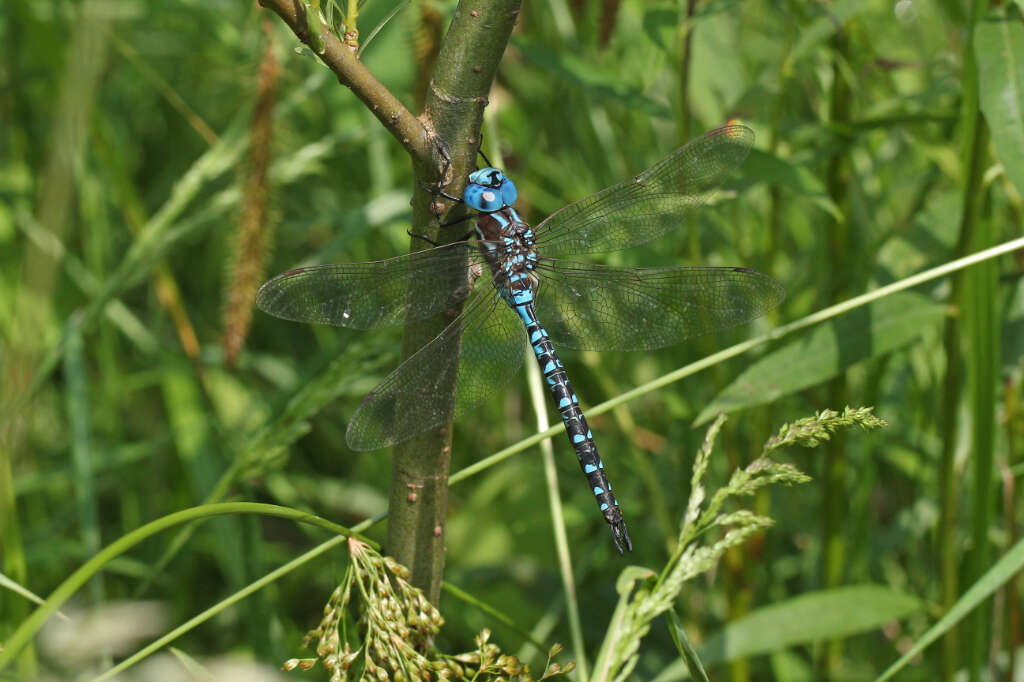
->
[[464, 167, 518, 212], [475, 208, 539, 307]]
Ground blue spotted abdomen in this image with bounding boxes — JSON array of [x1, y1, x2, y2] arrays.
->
[[514, 304, 632, 553], [475, 207, 632, 553]]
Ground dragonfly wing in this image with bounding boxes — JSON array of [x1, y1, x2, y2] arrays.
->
[[533, 124, 754, 257], [255, 241, 481, 329], [534, 259, 784, 351], [345, 283, 526, 450]]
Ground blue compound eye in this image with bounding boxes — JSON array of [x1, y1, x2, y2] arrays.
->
[[468, 167, 503, 188], [486, 169, 504, 187], [464, 166, 517, 211], [463, 183, 505, 212], [500, 178, 517, 206]]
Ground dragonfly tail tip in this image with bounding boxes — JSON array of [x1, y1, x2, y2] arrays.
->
[[611, 521, 633, 554]]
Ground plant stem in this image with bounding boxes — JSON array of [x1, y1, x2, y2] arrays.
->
[[958, 1, 995, 678], [260, 0, 521, 601], [449, 237, 1024, 488], [820, 22, 853, 680], [386, 0, 522, 603], [259, 0, 430, 163]]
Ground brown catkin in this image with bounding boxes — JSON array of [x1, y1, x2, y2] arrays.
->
[[222, 19, 279, 366]]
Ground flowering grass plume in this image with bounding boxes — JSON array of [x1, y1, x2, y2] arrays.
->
[[283, 538, 573, 681], [590, 407, 887, 682]]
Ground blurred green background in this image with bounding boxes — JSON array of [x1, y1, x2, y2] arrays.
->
[[2, 0, 1023, 680]]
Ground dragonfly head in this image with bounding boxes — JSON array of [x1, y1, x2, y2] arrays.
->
[[464, 167, 518, 212]]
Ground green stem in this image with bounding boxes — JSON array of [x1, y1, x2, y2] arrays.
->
[[958, 2, 995, 679], [386, 0, 522, 603], [938, 301, 963, 682], [676, 0, 697, 141], [0, 440, 35, 677], [344, 0, 359, 46], [448, 237, 1024, 486], [526, 348, 590, 682], [1001, 378, 1020, 682], [259, 0, 429, 162], [820, 22, 853, 680]]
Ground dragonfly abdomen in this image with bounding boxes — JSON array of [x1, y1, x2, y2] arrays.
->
[[515, 302, 633, 554]]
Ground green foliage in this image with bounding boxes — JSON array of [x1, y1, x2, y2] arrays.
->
[[591, 409, 883, 682]]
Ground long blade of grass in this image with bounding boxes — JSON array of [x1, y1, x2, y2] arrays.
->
[[876, 537, 1024, 682], [694, 292, 947, 425], [667, 609, 710, 682], [449, 236, 1024, 485], [653, 585, 922, 682], [440, 581, 550, 652], [0, 573, 70, 622], [0, 503, 366, 671], [525, 346, 589, 682], [976, 7, 1024, 197], [63, 313, 105, 605]]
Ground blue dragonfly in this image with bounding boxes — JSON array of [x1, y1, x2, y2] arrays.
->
[[256, 123, 784, 553]]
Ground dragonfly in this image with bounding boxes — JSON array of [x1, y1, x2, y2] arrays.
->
[[256, 123, 784, 553]]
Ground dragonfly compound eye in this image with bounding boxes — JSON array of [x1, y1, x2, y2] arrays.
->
[[463, 183, 505, 212]]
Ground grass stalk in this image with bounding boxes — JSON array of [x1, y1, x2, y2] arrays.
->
[[1000, 379, 1020, 681], [385, 0, 522, 602], [957, 2, 996, 677], [0, 502, 365, 672], [820, 22, 854, 680], [938, 301, 963, 682], [526, 348, 590, 682], [962, 121, 997, 681], [0, 441, 35, 677], [449, 236, 1024, 487], [63, 314, 105, 608]]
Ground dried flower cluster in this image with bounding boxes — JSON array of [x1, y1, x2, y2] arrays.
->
[[283, 538, 572, 681]]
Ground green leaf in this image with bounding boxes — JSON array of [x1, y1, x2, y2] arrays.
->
[[652, 586, 922, 682], [615, 566, 656, 595], [512, 38, 670, 117], [741, 149, 841, 219], [642, 0, 745, 51], [790, 0, 865, 59], [0, 572, 69, 621], [976, 9, 1024, 197], [668, 609, 710, 682], [694, 292, 947, 425], [703, 585, 921, 662], [641, 4, 677, 51]]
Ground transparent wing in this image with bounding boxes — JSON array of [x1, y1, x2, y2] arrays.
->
[[345, 281, 527, 451], [255, 241, 483, 330], [533, 124, 754, 257], [533, 259, 784, 351]]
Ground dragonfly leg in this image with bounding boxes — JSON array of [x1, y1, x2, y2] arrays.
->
[[421, 136, 463, 203], [439, 213, 475, 229], [406, 228, 440, 246], [476, 130, 494, 167], [418, 178, 463, 206]]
